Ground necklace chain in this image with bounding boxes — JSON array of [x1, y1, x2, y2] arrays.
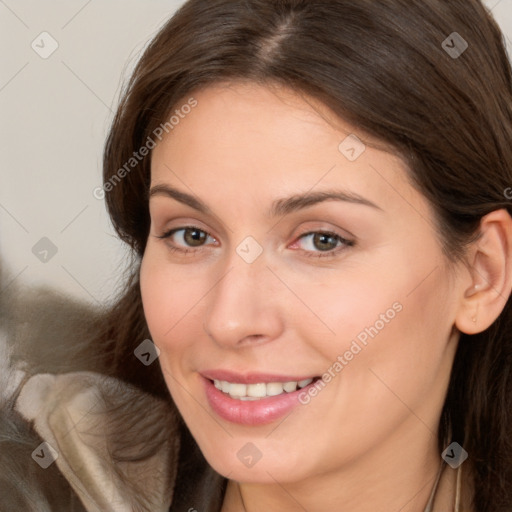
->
[[238, 482, 247, 512]]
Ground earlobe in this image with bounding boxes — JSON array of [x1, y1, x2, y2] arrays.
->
[[455, 209, 512, 335]]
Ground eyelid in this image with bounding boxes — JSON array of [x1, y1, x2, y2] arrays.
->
[[157, 225, 217, 243]]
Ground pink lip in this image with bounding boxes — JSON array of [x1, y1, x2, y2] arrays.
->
[[201, 372, 320, 426]]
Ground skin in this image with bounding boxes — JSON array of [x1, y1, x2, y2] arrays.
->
[[140, 81, 512, 511]]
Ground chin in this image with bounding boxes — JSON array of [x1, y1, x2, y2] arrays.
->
[[197, 436, 316, 484]]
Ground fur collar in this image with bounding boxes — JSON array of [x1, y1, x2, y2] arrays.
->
[[15, 371, 180, 512]]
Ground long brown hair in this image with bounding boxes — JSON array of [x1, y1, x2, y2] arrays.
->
[[101, 1, 512, 509]]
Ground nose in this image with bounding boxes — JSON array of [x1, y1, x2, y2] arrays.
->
[[202, 253, 284, 349]]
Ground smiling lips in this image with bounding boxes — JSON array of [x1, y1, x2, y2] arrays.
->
[[201, 370, 321, 425]]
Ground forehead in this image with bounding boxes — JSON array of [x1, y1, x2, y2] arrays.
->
[[149, 81, 427, 222]]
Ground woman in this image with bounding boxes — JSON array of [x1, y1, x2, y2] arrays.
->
[[7, 0, 512, 511]]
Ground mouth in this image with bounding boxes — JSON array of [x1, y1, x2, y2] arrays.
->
[[201, 371, 322, 425]]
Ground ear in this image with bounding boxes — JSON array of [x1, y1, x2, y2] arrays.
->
[[455, 209, 512, 334]]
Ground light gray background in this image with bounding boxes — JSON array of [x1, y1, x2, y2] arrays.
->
[[1, 0, 511, 305]]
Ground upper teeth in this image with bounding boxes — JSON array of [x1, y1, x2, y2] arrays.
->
[[214, 379, 314, 400]]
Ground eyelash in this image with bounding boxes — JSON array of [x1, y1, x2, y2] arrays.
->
[[157, 226, 355, 259]]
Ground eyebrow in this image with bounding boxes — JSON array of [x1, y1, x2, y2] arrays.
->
[[149, 184, 383, 217]]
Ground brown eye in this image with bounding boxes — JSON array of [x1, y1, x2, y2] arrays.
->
[[292, 230, 355, 259], [183, 228, 208, 246], [158, 226, 216, 252], [311, 233, 339, 251]]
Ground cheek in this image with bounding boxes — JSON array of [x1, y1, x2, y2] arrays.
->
[[140, 249, 187, 336], [139, 250, 209, 364], [301, 246, 454, 390], [140, 252, 185, 359], [335, 267, 455, 425], [139, 254, 197, 406], [139, 258, 170, 339]]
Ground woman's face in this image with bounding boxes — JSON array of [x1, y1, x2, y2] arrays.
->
[[140, 82, 463, 484]]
